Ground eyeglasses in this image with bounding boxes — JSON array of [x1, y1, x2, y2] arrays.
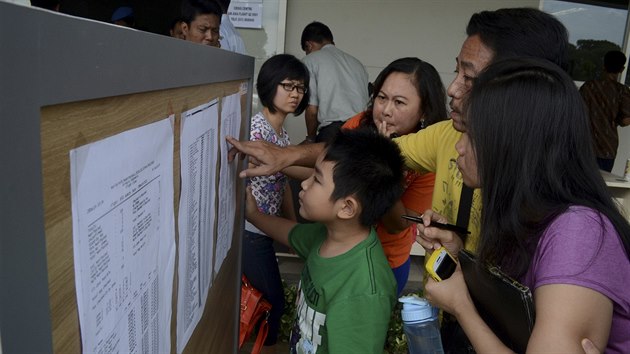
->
[[279, 82, 307, 94]]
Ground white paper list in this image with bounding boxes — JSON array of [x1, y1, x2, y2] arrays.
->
[[176, 100, 220, 354], [215, 92, 242, 274], [70, 116, 176, 354]]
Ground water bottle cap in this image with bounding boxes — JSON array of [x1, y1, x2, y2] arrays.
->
[[398, 295, 434, 323]]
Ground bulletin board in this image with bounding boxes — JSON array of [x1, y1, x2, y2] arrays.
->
[[0, 2, 253, 353]]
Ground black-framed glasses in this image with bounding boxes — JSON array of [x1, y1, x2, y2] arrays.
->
[[279, 82, 307, 94]]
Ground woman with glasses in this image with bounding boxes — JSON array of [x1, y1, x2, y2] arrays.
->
[[342, 57, 447, 294], [242, 54, 310, 347]]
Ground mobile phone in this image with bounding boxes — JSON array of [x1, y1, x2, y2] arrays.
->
[[425, 247, 457, 281]]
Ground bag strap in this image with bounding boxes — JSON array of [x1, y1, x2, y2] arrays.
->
[[456, 185, 474, 244], [250, 316, 269, 354]]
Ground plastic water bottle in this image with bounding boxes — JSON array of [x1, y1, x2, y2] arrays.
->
[[399, 295, 444, 354]]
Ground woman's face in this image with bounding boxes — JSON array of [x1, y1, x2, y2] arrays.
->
[[455, 132, 481, 188], [372, 72, 423, 137], [273, 79, 306, 115]]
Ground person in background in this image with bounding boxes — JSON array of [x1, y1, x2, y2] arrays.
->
[[30, 0, 59, 11], [242, 54, 310, 347], [424, 57, 630, 353], [579, 50, 630, 172], [216, 0, 247, 54], [342, 57, 447, 294], [301, 21, 369, 144], [246, 128, 401, 353], [111, 6, 135, 28], [169, 18, 185, 39], [181, 0, 222, 48]]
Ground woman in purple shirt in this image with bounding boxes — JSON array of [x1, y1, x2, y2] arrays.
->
[[422, 58, 630, 353]]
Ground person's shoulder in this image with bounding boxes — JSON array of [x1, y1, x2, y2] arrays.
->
[[342, 112, 366, 130], [543, 206, 615, 246]]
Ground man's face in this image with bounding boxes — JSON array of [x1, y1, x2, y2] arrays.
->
[[446, 34, 494, 132], [182, 14, 221, 47]]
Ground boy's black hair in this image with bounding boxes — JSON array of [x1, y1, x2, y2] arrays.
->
[[181, 0, 222, 24], [256, 54, 310, 115], [323, 128, 404, 226]]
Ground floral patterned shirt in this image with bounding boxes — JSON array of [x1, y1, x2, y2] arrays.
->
[[245, 112, 290, 233]]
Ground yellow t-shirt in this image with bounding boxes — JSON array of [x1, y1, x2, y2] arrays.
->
[[394, 120, 482, 251]]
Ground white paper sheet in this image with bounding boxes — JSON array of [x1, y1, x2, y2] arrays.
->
[[70, 116, 176, 354], [176, 100, 220, 354], [214, 93, 243, 274]]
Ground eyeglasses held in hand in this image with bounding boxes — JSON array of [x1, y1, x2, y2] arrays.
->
[[279, 82, 307, 94]]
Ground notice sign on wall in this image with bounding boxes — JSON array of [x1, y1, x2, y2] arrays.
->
[[228, 2, 263, 29]]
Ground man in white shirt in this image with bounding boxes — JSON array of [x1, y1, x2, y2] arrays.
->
[[301, 21, 369, 143], [217, 0, 247, 54]]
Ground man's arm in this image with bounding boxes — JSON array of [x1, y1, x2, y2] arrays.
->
[[226, 136, 324, 178], [305, 105, 320, 140]]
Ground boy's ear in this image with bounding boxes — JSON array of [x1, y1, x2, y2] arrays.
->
[[337, 196, 360, 221]]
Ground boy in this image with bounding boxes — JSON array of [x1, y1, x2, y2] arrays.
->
[[245, 128, 403, 353]]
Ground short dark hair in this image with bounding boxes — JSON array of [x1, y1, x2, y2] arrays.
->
[[256, 54, 310, 115], [604, 50, 627, 73], [466, 8, 569, 70], [215, 0, 230, 13], [362, 57, 447, 131], [300, 21, 334, 51], [170, 17, 185, 30], [323, 128, 404, 226], [181, 0, 222, 24], [31, 0, 59, 10], [466, 57, 630, 276]]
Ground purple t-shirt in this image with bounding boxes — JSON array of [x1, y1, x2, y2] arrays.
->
[[522, 206, 630, 353]]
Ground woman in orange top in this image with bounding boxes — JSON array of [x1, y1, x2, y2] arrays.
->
[[343, 57, 447, 294]]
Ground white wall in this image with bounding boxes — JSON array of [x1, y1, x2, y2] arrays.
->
[[613, 127, 629, 176]]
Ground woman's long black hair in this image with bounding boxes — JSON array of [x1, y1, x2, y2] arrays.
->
[[466, 57, 630, 277]]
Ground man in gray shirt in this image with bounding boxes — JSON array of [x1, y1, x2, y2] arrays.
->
[[301, 21, 369, 143]]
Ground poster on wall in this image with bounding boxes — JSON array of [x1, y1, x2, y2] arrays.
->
[[228, 1, 263, 29], [70, 116, 176, 354]]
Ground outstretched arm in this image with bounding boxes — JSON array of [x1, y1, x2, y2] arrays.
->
[[245, 187, 296, 247], [226, 136, 324, 178]]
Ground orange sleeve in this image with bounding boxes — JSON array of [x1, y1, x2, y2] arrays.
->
[[342, 112, 365, 130]]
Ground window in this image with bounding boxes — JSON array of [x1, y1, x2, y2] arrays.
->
[[542, 0, 629, 81]]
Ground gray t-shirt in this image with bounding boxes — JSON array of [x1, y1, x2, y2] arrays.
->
[[303, 44, 369, 128]]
